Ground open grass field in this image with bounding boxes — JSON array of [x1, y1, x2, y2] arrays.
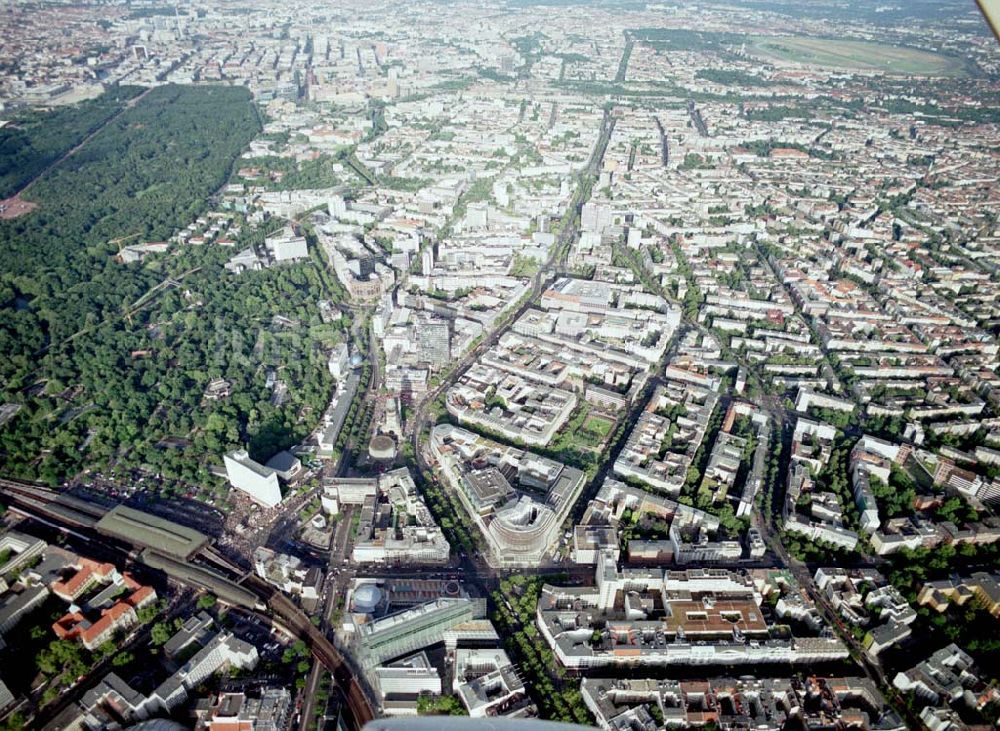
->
[[749, 36, 967, 76], [582, 414, 615, 440]]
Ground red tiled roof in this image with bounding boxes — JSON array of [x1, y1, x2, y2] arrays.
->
[[51, 560, 115, 599], [126, 585, 156, 608], [80, 603, 136, 646]]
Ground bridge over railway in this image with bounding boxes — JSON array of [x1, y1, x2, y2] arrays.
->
[[246, 575, 375, 728], [0, 478, 375, 730]]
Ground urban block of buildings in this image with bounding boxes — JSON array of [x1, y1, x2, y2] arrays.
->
[[537, 556, 848, 669]]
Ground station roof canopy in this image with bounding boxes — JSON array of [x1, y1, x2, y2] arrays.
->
[[95, 505, 209, 559]]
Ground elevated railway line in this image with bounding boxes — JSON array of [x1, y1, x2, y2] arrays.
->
[[0, 477, 106, 529], [0, 477, 376, 730]]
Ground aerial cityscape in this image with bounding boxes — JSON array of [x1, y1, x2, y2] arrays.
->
[[0, 0, 998, 730]]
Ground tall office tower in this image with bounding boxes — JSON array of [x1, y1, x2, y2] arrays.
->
[[418, 321, 451, 368], [223, 449, 282, 508], [328, 195, 347, 218], [387, 67, 400, 98], [357, 255, 376, 279], [467, 201, 489, 229]]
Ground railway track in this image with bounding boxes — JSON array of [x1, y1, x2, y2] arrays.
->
[[244, 575, 375, 728], [0, 477, 376, 729], [0, 477, 59, 500], [0, 478, 105, 529]]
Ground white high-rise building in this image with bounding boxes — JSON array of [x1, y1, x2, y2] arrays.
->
[[224, 450, 282, 508], [328, 343, 350, 379], [627, 226, 642, 249], [387, 68, 400, 98], [329, 195, 347, 218], [467, 201, 489, 229], [581, 201, 611, 233]]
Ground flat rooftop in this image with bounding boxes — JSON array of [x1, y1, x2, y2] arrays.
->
[[226, 449, 276, 480], [463, 467, 513, 506], [95, 505, 209, 559], [662, 598, 768, 636]]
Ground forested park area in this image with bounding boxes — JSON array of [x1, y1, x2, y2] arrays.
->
[[0, 85, 143, 199], [0, 84, 343, 489]]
